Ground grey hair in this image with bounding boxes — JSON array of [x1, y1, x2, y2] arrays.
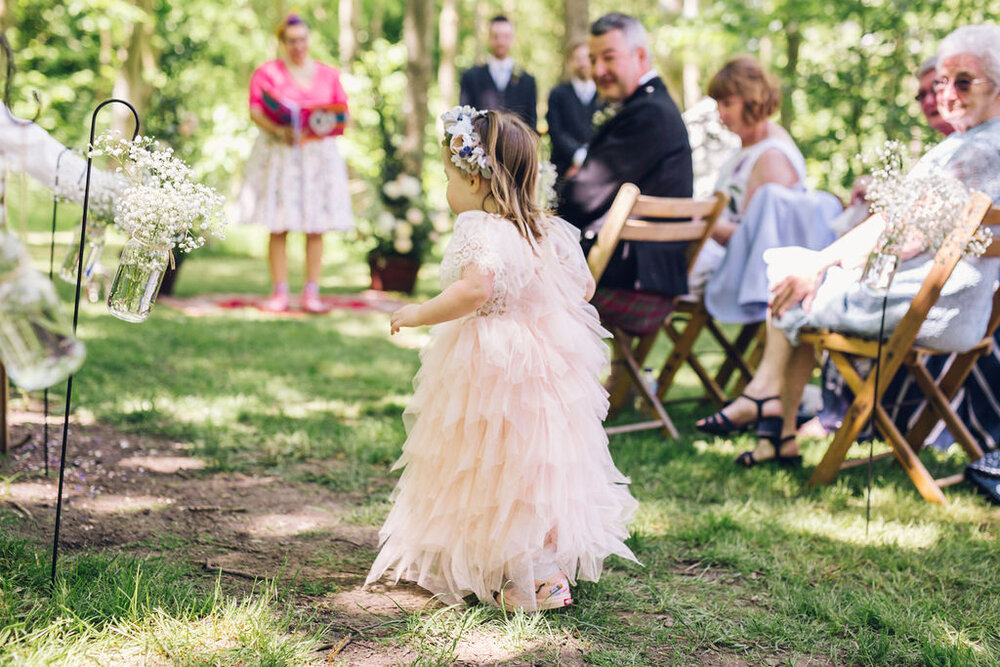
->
[[916, 56, 937, 79], [937, 24, 1000, 89], [590, 13, 648, 51]]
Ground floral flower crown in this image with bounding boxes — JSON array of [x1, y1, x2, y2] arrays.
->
[[441, 105, 493, 179]]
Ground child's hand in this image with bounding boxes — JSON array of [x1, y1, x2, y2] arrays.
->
[[390, 304, 423, 335]]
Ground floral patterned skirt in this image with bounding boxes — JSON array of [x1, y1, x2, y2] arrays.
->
[[236, 135, 354, 234]]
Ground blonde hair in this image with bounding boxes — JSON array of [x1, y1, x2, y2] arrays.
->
[[707, 55, 782, 125], [471, 111, 547, 242]]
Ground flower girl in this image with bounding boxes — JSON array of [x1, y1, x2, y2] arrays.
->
[[365, 107, 638, 611]]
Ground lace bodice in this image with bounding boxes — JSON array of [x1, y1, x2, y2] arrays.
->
[[439, 211, 590, 317]]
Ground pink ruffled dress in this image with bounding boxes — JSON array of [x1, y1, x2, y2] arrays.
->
[[236, 59, 353, 233], [366, 211, 639, 609]]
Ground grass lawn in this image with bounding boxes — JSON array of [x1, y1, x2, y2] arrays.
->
[[2, 183, 1000, 665]]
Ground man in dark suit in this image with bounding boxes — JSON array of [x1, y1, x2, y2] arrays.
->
[[546, 42, 601, 181], [459, 15, 537, 130], [558, 13, 693, 297]]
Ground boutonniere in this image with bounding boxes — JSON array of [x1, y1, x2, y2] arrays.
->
[[510, 68, 523, 86], [592, 104, 620, 130]]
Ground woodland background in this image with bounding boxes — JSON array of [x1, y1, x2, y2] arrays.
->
[[7, 0, 1000, 211]]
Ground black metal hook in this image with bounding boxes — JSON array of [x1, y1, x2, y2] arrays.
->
[[51, 98, 140, 588]]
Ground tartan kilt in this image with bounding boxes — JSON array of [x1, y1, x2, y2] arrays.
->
[[591, 288, 675, 336]]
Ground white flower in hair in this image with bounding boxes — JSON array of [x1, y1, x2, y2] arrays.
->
[[441, 105, 493, 179]]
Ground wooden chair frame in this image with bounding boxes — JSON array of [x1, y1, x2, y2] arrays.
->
[[587, 183, 728, 437], [658, 297, 764, 407], [802, 194, 996, 504]]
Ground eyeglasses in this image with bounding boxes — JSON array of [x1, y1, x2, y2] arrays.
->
[[932, 76, 988, 94]]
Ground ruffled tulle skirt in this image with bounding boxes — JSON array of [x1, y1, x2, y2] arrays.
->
[[236, 135, 354, 234], [366, 301, 639, 609]]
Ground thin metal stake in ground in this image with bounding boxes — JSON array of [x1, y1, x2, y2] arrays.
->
[[51, 99, 139, 587]]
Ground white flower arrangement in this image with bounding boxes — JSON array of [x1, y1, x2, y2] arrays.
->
[[441, 105, 492, 179], [863, 140, 992, 260], [368, 172, 434, 259], [91, 131, 227, 258], [536, 160, 558, 210]]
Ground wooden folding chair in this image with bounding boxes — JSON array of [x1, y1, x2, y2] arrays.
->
[[899, 205, 1000, 458], [802, 193, 995, 504], [586, 183, 727, 437], [658, 297, 764, 407]]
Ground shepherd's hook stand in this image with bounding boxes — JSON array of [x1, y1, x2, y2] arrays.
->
[[51, 99, 139, 587], [43, 148, 75, 477]]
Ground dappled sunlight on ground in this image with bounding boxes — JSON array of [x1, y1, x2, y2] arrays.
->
[[781, 505, 943, 549], [246, 507, 341, 538], [118, 455, 206, 473], [75, 494, 174, 515]]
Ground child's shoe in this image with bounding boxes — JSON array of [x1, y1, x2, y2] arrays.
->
[[496, 572, 573, 612], [260, 292, 289, 312], [302, 282, 325, 313]]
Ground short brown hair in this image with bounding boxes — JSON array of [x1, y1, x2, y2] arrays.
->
[[707, 55, 781, 125]]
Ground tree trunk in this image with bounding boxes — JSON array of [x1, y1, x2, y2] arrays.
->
[[563, 0, 589, 69], [780, 22, 801, 130], [112, 0, 155, 135], [438, 0, 458, 108], [338, 0, 359, 70], [401, 0, 433, 176], [681, 0, 699, 109]]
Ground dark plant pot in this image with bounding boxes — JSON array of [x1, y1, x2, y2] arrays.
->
[[368, 252, 420, 294]]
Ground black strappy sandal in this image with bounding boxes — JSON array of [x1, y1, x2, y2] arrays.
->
[[735, 434, 802, 468], [696, 394, 780, 437]]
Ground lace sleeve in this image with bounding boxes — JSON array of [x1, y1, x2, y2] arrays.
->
[[441, 212, 508, 314]]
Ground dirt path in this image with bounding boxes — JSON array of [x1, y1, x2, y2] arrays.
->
[[0, 405, 482, 664]]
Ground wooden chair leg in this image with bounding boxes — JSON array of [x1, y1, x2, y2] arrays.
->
[[710, 321, 760, 395], [874, 404, 948, 505], [658, 308, 726, 405], [606, 329, 679, 438], [906, 359, 984, 462], [606, 328, 657, 419], [905, 346, 988, 456], [808, 352, 875, 487]]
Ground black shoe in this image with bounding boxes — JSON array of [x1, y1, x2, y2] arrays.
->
[[696, 394, 780, 437], [735, 434, 802, 468]]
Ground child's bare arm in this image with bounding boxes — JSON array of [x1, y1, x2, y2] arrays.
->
[[390, 266, 494, 334]]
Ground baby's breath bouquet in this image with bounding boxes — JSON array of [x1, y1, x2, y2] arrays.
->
[[860, 140, 992, 290], [91, 131, 227, 322]]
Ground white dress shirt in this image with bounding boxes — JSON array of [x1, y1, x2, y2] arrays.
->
[[487, 56, 514, 91]]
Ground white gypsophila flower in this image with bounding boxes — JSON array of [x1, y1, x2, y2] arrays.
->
[[861, 140, 988, 261], [376, 211, 397, 235], [536, 160, 558, 210], [405, 207, 424, 225], [398, 175, 422, 200], [393, 236, 413, 254], [91, 130, 227, 257], [383, 180, 403, 200]]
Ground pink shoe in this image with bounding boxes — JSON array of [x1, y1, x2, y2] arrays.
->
[[260, 292, 289, 312], [496, 572, 573, 612], [301, 293, 325, 313]]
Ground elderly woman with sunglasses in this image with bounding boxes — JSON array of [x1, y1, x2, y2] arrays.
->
[[697, 23, 1000, 468]]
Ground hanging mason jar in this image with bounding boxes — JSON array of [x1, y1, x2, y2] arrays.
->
[[861, 250, 900, 292], [106, 236, 171, 323], [0, 230, 86, 391], [59, 218, 108, 285]]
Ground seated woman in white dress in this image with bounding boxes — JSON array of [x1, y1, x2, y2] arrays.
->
[[700, 24, 1000, 467], [693, 56, 840, 439]]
